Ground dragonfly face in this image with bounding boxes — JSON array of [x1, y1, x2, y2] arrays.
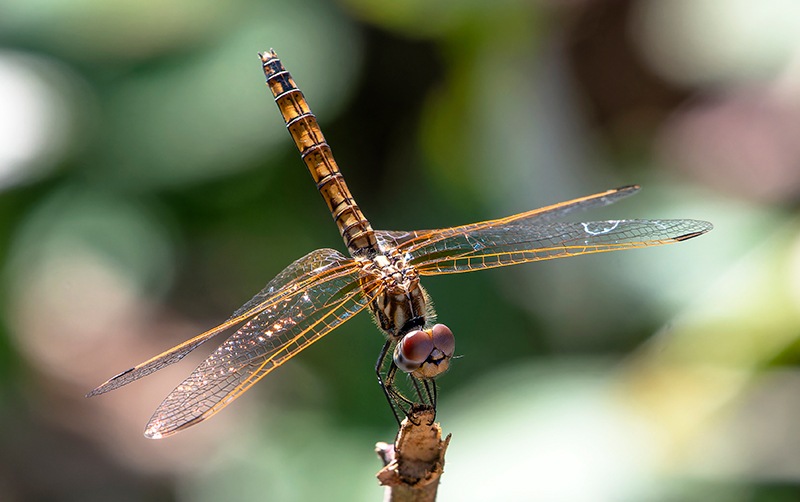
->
[[86, 49, 712, 438], [394, 324, 456, 379]]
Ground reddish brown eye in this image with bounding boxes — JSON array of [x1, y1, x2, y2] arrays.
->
[[430, 324, 455, 358], [393, 324, 456, 378], [394, 330, 434, 373]]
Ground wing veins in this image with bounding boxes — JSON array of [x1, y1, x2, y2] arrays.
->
[[412, 218, 712, 275], [87, 260, 360, 396], [143, 277, 382, 438], [394, 186, 640, 254]]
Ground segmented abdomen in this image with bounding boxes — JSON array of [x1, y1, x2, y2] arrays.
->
[[260, 50, 378, 257]]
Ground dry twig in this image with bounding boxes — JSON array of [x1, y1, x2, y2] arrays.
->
[[376, 406, 451, 502]]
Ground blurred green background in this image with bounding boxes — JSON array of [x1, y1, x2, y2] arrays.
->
[[1, 0, 799, 500]]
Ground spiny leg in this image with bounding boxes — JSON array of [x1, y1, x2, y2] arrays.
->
[[406, 376, 437, 426], [410, 376, 436, 409], [375, 339, 442, 426], [376, 340, 407, 424], [376, 339, 434, 424], [424, 377, 437, 412]]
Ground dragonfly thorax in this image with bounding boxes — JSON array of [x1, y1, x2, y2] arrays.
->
[[362, 250, 429, 340]]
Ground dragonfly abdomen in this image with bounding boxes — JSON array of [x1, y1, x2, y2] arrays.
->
[[260, 50, 378, 256]]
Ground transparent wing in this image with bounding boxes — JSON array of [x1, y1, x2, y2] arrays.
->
[[374, 185, 642, 252], [374, 187, 711, 275], [143, 268, 381, 438], [87, 248, 356, 397], [407, 218, 712, 275]]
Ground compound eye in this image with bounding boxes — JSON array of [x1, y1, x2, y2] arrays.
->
[[394, 329, 434, 373], [430, 324, 455, 358]]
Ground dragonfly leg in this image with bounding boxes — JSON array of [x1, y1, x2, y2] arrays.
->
[[424, 377, 438, 422], [410, 376, 436, 410], [376, 339, 431, 424], [386, 366, 406, 415], [418, 378, 438, 425], [375, 338, 441, 426], [376, 340, 405, 424], [405, 377, 437, 426]]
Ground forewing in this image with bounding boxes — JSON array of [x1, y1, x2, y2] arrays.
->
[[406, 218, 712, 275], [143, 267, 380, 438], [229, 248, 351, 318], [374, 186, 642, 253], [87, 248, 354, 397]]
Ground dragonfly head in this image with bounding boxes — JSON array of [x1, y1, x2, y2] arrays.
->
[[394, 324, 455, 379]]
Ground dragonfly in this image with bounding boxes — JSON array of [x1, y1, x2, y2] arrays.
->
[[87, 49, 712, 438]]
